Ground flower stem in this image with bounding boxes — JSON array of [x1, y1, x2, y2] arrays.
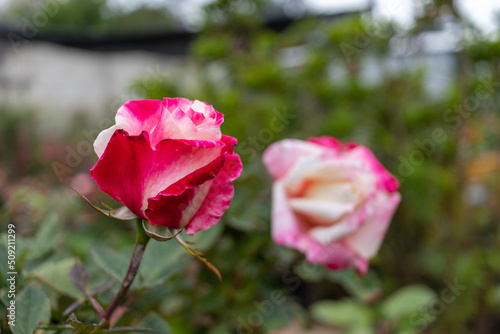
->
[[102, 219, 150, 326]]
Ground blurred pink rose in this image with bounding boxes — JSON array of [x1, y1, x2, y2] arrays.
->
[[71, 172, 96, 196], [263, 136, 401, 274], [90, 98, 242, 235]]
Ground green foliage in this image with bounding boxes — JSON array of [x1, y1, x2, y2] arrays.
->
[[90, 244, 130, 283], [66, 313, 102, 333], [31, 258, 85, 299], [380, 285, 436, 320], [3, 0, 180, 35], [310, 285, 439, 333], [326, 270, 382, 303], [11, 284, 51, 334], [26, 213, 59, 261], [311, 299, 373, 328], [141, 312, 173, 333]]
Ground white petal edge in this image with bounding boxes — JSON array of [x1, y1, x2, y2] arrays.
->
[[93, 125, 118, 158], [344, 192, 401, 259], [288, 198, 357, 224]]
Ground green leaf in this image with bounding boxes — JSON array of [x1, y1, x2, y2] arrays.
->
[[226, 206, 267, 233], [345, 325, 375, 334], [175, 234, 221, 281], [0, 237, 8, 285], [207, 324, 232, 334], [294, 259, 326, 282], [226, 215, 256, 232], [311, 299, 373, 327], [140, 312, 173, 333], [1, 289, 9, 308], [138, 240, 190, 288], [196, 291, 225, 312], [381, 285, 436, 320], [181, 222, 224, 252], [0, 297, 7, 321], [36, 324, 74, 331], [263, 303, 292, 331], [11, 284, 51, 334], [31, 258, 84, 299], [27, 213, 59, 261], [0, 232, 28, 275], [90, 244, 130, 282], [103, 327, 156, 333], [66, 313, 101, 333], [327, 269, 382, 303], [68, 260, 105, 316], [69, 259, 91, 295]]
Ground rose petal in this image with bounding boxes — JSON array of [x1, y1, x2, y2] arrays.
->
[[344, 191, 401, 259], [270, 181, 308, 250], [305, 239, 368, 275], [308, 221, 357, 244], [93, 100, 189, 153], [115, 99, 165, 137], [282, 158, 366, 197], [282, 156, 324, 195], [343, 146, 399, 193], [308, 136, 360, 152], [143, 139, 224, 205], [307, 136, 342, 150], [115, 99, 189, 146], [288, 198, 357, 225], [149, 108, 186, 144], [164, 98, 223, 127], [308, 203, 368, 243], [185, 136, 242, 235], [163, 98, 223, 141], [94, 125, 118, 158], [90, 129, 224, 218], [145, 156, 225, 228], [190, 100, 214, 125], [263, 140, 325, 180], [302, 180, 361, 203], [282, 156, 380, 202]]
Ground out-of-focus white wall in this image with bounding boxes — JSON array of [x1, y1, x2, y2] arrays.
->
[[0, 39, 184, 131]]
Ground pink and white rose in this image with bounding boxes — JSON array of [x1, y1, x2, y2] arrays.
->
[[263, 136, 401, 274], [90, 98, 242, 235]]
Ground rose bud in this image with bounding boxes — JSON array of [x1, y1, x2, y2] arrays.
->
[[90, 98, 242, 235], [263, 136, 401, 275]]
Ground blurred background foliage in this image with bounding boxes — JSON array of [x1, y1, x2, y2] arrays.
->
[[3, 0, 180, 35], [1, 0, 500, 333]]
